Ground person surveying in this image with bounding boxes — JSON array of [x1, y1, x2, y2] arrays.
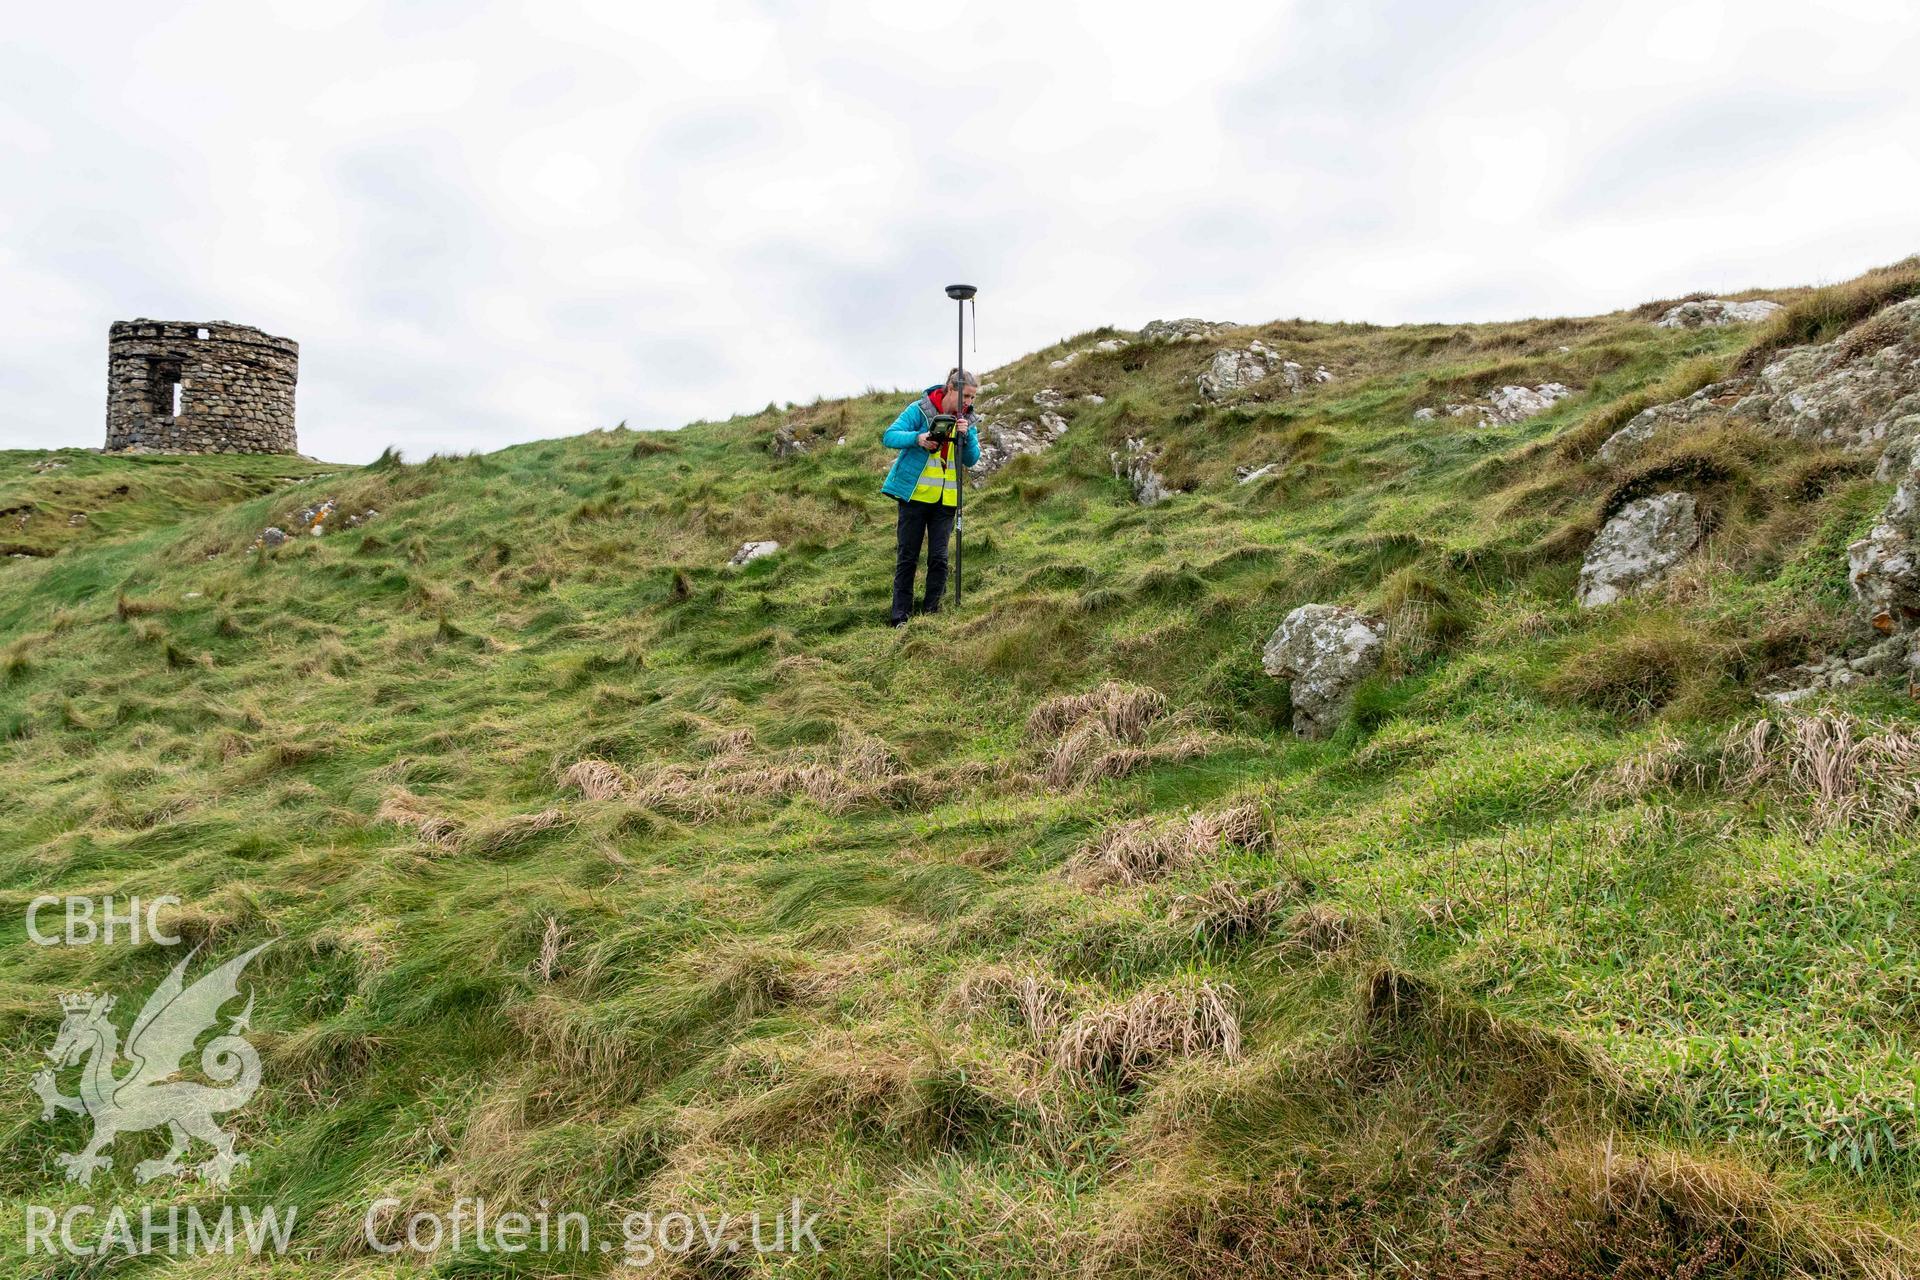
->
[[880, 367, 981, 626]]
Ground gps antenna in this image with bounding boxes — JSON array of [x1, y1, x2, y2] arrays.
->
[[944, 284, 977, 607]]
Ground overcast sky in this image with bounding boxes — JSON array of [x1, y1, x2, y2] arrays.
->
[[3, 0, 1917, 463]]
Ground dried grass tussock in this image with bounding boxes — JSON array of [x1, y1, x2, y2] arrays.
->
[[1026, 680, 1169, 744], [1722, 711, 1920, 832], [1591, 711, 1920, 832], [558, 757, 629, 800], [1170, 880, 1291, 946], [554, 724, 935, 819], [1026, 681, 1223, 789], [374, 786, 460, 846], [1070, 804, 1270, 887], [946, 964, 1076, 1043], [1053, 980, 1242, 1086]]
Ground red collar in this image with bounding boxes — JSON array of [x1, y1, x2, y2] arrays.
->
[[930, 387, 972, 415]]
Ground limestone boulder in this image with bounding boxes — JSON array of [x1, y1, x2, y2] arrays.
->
[[729, 540, 780, 566], [1111, 437, 1174, 505], [770, 423, 809, 458], [1484, 383, 1573, 423], [976, 411, 1069, 479], [1197, 343, 1334, 402], [1576, 492, 1701, 608], [1849, 443, 1920, 633], [1654, 298, 1783, 328], [1261, 604, 1387, 739], [1415, 384, 1572, 427]]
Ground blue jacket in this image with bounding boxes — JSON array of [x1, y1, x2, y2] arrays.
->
[[880, 387, 982, 502]]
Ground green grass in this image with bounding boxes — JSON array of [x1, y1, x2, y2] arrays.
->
[[1, 268, 1918, 1277]]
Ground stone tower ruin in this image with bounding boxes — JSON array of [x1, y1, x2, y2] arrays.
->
[[105, 320, 299, 454]]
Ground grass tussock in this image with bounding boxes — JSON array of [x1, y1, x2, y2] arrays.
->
[[1070, 804, 1270, 887], [946, 964, 1076, 1042], [1721, 712, 1920, 833], [1027, 680, 1169, 743], [457, 806, 569, 855], [373, 786, 461, 846], [1593, 711, 1920, 833], [558, 757, 629, 800], [1053, 979, 1242, 1086], [1169, 879, 1292, 947], [1469, 1137, 1916, 1279]]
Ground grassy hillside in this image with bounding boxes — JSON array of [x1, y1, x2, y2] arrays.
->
[[3, 263, 1919, 1277]]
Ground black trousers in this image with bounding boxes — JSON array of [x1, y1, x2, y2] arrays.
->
[[892, 498, 955, 621]]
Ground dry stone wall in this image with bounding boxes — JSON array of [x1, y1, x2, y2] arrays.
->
[[105, 320, 298, 454]]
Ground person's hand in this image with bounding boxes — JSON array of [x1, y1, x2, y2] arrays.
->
[[917, 432, 936, 450]]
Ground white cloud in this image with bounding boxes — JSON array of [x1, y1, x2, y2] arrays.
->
[[1, 0, 1916, 462]]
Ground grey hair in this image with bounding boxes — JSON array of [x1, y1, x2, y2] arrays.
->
[[946, 367, 981, 390]]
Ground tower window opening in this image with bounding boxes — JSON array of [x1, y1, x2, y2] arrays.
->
[[147, 358, 184, 418], [196, 328, 209, 339]]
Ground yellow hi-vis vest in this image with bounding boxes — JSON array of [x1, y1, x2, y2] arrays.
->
[[910, 438, 959, 506]]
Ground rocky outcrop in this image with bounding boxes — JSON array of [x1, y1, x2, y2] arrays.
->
[[1654, 298, 1783, 329], [1261, 604, 1387, 739], [770, 423, 808, 458], [1416, 383, 1573, 426], [1141, 318, 1233, 344], [1849, 442, 1920, 633], [976, 411, 1069, 479], [1032, 388, 1067, 410], [1049, 337, 1130, 370], [1197, 342, 1334, 402], [1112, 438, 1174, 505], [729, 540, 780, 565], [1594, 379, 1744, 465], [1576, 492, 1701, 608], [1485, 383, 1573, 423], [1762, 635, 1908, 706], [1598, 298, 1920, 474]]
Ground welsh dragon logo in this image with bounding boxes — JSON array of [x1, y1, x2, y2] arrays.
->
[[30, 942, 270, 1188]]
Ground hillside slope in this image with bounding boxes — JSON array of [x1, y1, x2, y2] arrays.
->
[[3, 260, 1920, 1277]]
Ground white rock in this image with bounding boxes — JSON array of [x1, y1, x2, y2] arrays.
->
[[1576, 492, 1701, 608], [1082, 394, 1106, 405], [1236, 463, 1279, 484], [976, 411, 1067, 479], [1111, 437, 1173, 505], [729, 540, 780, 566], [1417, 384, 1569, 429], [1033, 388, 1066, 409], [1197, 342, 1330, 402], [1483, 383, 1574, 424], [1654, 298, 1784, 329], [1261, 604, 1387, 739], [1849, 441, 1920, 633]]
